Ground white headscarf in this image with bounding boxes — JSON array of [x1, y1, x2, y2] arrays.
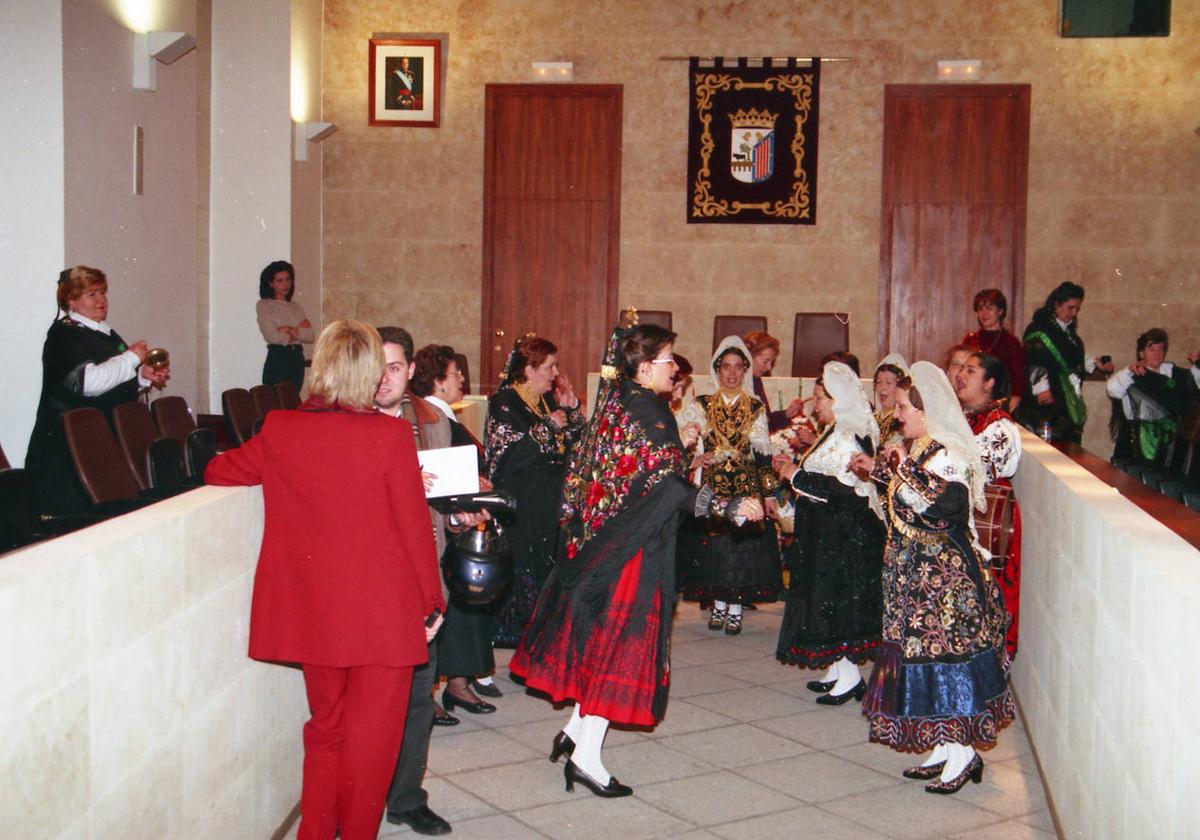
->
[[709, 336, 756, 398], [910, 361, 987, 512], [875, 352, 910, 378], [823, 361, 878, 442], [806, 361, 882, 519]]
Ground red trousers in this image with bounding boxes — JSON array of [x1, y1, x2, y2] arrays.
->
[[298, 663, 414, 840]]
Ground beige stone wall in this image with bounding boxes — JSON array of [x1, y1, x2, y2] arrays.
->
[[321, 0, 1200, 398], [1012, 432, 1200, 837], [0, 487, 305, 839]]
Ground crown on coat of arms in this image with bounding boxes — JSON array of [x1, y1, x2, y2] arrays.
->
[[728, 108, 777, 129]]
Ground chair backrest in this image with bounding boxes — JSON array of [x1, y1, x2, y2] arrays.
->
[[250, 384, 282, 421], [147, 437, 187, 495], [792, 312, 851, 377], [713, 315, 767, 351], [0, 468, 38, 552], [113, 401, 159, 491], [222, 388, 256, 446], [636, 310, 673, 332], [273, 379, 302, 410], [62, 408, 141, 504], [152, 395, 196, 445], [454, 352, 471, 396], [186, 428, 219, 479]]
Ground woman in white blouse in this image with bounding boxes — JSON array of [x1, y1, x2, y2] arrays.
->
[[257, 260, 314, 389]]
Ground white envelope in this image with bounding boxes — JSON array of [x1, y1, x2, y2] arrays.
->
[[416, 445, 481, 498]]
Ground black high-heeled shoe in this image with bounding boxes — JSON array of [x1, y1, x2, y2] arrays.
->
[[806, 679, 836, 693], [563, 760, 632, 798], [471, 679, 503, 698], [814, 679, 866, 705], [441, 686, 496, 714], [902, 761, 946, 780], [549, 731, 576, 763], [925, 754, 983, 794]]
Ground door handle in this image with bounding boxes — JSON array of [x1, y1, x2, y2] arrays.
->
[[495, 329, 505, 337]]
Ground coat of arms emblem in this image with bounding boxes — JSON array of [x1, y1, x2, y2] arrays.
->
[[728, 108, 776, 184]]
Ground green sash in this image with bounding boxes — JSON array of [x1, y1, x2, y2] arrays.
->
[[1138, 418, 1177, 462], [1027, 330, 1087, 428]]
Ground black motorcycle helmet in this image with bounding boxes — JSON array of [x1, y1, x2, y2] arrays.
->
[[441, 519, 513, 605]]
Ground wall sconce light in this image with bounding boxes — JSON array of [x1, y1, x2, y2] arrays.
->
[[294, 122, 337, 162], [532, 61, 574, 82], [133, 31, 197, 91], [936, 59, 982, 81]]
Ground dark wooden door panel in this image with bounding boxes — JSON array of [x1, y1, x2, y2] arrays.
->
[[483, 85, 622, 394], [879, 85, 1029, 364]]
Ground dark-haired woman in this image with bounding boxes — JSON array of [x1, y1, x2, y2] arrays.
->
[[955, 353, 1023, 659], [1107, 328, 1199, 467], [1016, 281, 1112, 443], [961, 289, 1025, 414], [678, 336, 780, 634], [27, 266, 170, 515], [484, 335, 585, 647], [873, 354, 909, 449], [511, 323, 763, 797], [410, 344, 499, 714], [257, 259, 314, 389], [853, 362, 1013, 795]]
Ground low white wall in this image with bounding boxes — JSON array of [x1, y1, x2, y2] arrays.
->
[[1012, 431, 1199, 838], [0, 486, 306, 839]]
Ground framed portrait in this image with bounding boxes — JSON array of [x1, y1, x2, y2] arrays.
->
[[369, 38, 441, 127]]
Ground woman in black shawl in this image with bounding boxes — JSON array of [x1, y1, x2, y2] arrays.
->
[[510, 321, 763, 798]]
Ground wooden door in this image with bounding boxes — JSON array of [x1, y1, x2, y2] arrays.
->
[[878, 85, 1030, 364], [482, 85, 622, 396]]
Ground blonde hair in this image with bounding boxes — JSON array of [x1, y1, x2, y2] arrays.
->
[[308, 320, 384, 409], [57, 265, 107, 312]]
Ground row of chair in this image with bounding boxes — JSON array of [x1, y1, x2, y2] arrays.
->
[[632, 311, 851, 377], [1111, 404, 1200, 513], [222, 381, 302, 446]]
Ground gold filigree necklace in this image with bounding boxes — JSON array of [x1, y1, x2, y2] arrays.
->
[[514, 381, 549, 417]]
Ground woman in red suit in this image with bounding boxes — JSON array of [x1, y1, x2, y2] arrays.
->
[[205, 320, 444, 840]]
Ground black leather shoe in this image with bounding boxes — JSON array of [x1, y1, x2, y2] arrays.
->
[[549, 731, 576, 763], [442, 686, 496, 714], [806, 679, 836, 693], [472, 679, 503, 698], [563, 760, 632, 798], [431, 708, 460, 727], [386, 805, 452, 835], [815, 679, 866, 705]]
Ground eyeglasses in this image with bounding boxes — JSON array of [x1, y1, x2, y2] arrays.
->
[[649, 358, 677, 365]]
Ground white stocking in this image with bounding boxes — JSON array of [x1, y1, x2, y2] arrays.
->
[[562, 704, 583, 743], [712, 599, 728, 612], [829, 657, 860, 695], [818, 662, 838, 682], [921, 741, 949, 768], [572, 713, 613, 783], [940, 742, 976, 782], [727, 602, 743, 617]]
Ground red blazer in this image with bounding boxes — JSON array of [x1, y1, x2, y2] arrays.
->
[[205, 405, 444, 668]]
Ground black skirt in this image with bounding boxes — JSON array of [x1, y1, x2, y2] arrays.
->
[[438, 600, 495, 677], [263, 344, 305, 389]]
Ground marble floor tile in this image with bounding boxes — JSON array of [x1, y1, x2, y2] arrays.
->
[[666, 664, 752, 698], [949, 819, 1057, 839], [821, 782, 1012, 839], [659, 722, 813, 769], [736, 751, 903, 803], [709, 804, 892, 840], [514, 794, 692, 839], [636, 769, 801, 826], [681, 684, 809, 722], [646, 698, 740, 738]]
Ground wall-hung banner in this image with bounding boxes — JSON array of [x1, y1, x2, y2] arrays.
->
[[687, 57, 819, 225]]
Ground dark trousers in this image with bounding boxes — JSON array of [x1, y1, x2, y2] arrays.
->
[[263, 344, 305, 389], [299, 663, 413, 840], [386, 641, 436, 815]]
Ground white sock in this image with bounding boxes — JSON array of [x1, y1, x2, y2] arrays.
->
[[819, 662, 838, 682], [829, 657, 860, 695], [940, 742, 976, 781], [727, 602, 743, 617], [921, 742, 949, 767], [562, 704, 584, 743], [572, 713, 612, 783], [475, 675, 494, 686], [713, 600, 728, 612]]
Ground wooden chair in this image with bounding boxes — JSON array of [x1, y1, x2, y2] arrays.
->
[[713, 315, 767, 351], [186, 428, 219, 479], [250, 384, 282, 422], [147, 437, 188, 495], [635, 310, 673, 332], [62, 408, 144, 507], [113, 402, 159, 491], [222, 388, 256, 446], [152, 395, 196, 445], [274, 379, 302, 410], [792, 312, 850, 377]]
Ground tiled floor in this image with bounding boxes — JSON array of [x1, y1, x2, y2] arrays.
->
[[285, 603, 1056, 839]]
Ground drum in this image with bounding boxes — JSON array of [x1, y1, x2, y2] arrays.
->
[[977, 481, 1015, 571]]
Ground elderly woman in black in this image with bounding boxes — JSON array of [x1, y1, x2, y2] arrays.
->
[[484, 335, 586, 647], [26, 266, 170, 514]]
